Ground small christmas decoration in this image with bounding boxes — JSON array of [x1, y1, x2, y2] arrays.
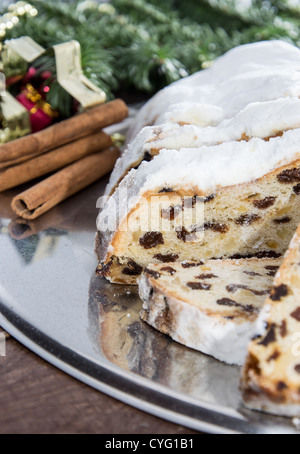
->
[[1, 35, 44, 80], [52, 40, 106, 111], [0, 35, 106, 139]]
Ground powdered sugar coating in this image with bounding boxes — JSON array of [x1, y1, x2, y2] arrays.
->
[[139, 129, 300, 194], [105, 97, 300, 196], [127, 40, 300, 142]]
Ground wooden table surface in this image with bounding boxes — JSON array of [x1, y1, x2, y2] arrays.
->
[[0, 327, 199, 434]]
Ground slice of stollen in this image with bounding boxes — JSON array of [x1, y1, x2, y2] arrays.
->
[[241, 223, 300, 417], [137, 258, 282, 366]]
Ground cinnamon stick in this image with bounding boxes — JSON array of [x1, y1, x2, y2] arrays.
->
[[8, 178, 100, 239], [0, 130, 112, 192], [0, 152, 39, 170], [0, 99, 128, 164], [11, 147, 120, 220]]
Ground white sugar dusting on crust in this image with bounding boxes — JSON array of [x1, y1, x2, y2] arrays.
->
[[105, 97, 300, 196], [126, 40, 300, 142], [140, 129, 300, 192]]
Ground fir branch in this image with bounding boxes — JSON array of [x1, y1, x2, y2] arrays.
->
[[113, 0, 173, 25], [271, 0, 300, 17], [171, 0, 247, 30], [115, 40, 189, 92], [29, 0, 83, 26]]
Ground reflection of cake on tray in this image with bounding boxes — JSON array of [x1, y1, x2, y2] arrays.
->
[[93, 278, 172, 376], [95, 40, 300, 418], [90, 274, 241, 408]]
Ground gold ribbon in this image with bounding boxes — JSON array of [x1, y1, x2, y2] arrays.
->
[[52, 40, 106, 110], [3, 37, 107, 110], [3, 36, 45, 63], [1, 36, 44, 79]]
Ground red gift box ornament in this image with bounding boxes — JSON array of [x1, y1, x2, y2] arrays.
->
[[16, 82, 59, 132]]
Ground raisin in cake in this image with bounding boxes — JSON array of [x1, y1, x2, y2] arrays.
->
[[241, 223, 300, 417], [138, 258, 281, 366], [96, 129, 300, 284]]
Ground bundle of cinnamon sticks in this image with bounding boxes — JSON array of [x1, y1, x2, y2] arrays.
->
[[0, 99, 128, 220]]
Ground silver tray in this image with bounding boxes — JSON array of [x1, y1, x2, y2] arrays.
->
[[1, 121, 300, 435]]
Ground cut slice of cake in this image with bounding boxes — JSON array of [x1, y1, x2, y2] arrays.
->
[[96, 129, 300, 284], [241, 223, 300, 417], [137, 258, 281, 366]]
